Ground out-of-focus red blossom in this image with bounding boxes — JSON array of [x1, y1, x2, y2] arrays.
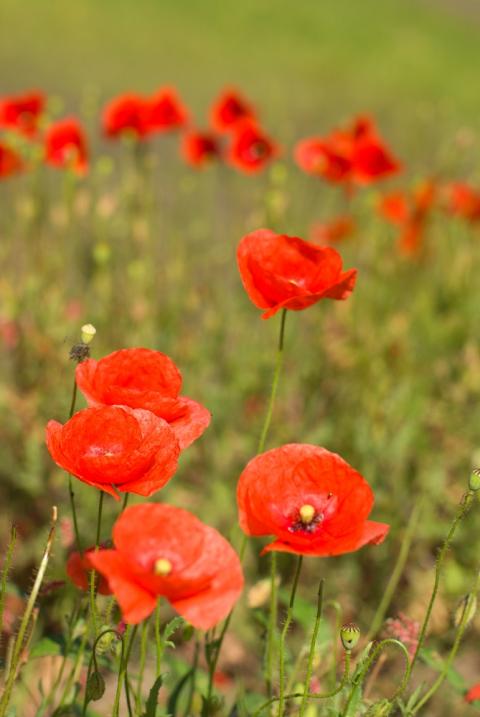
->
[[89, 504, 244, 628], [66, 548, 112, 596], [465, 684, 480, 704], [383, 613, 419, 659], [443, 182, 480, 223], [210, 88, 256, 132], [75, 348, 210, 450], [294, 115, 400, 187], [0, 318, 19, 348], [46, 405, 180, 498], [102, 93, 150, 139], [44, 118, 88, 175], [237, 443, 389, 556], [0, 141, 23, 178], [228, 121, 278, 174], [181, 130, 221, 168], [309, 216, 355, 245], [379, 180, 436, 256], [0, 91, 45, 136], [147, 87, 188, 133], [237, 229, 357, 319]]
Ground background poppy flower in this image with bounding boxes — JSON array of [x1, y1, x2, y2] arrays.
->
[[0, 142, 23, 178], [309, 216, 355, 244], [443, 182, 480, 223], [181, 130, 221, 168], [379, 180, 436, 255], [0, 90, 45, 137], [146, 87, 188, 132], [46, 405, 180, 498], [75, 348, 210, 450], [237, 443, 389, 556], [228, 121, 278, 173], [44, 117, 88, 174], [210, 88, 256, 132], [66, 548, 112, 596], [237, 228, 357, 319], [465, 684, 480, 704], [89, 504, 244, 628], [102, 93, 150, 139]]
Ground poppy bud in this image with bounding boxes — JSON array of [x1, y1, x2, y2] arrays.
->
[[454, 593, 477, 629], [81, 323, 96, 345], [469, 469, 480, 492], [340, 623, 361, 651], [154, 558, 172, 576]]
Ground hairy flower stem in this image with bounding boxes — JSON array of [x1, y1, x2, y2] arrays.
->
[[68, 375, 83, 554], [135, 619, 150, 713], [0, 508, 57, 717], [410, 489, 475, 675], [88, 490, 105, 641], [155, 600, 162, 676], [0, 526, 16, 633], [277, 555, 303, 717], [299, 579, 325, 717], [112, 624, 138, 717], [257, 308, 287, 455]]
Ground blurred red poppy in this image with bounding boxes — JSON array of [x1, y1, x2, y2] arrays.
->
[[102, 93, 150, 139], [66, 548, 112, 596], [89, 504, 244, 627], [379, 180, 436, 255], [237, 443, 389, 556], [210, 88, 256, 132], [228, 121, 278, 174], [181, 130, 221, 168], [44, 118, 88, 174], [443, 182, 480, 223], [46, 405, 180, 498], [76, 348, 210, 450], [0, 142, 23, 178], [237, 229, 357, 319], [310, 216, 355, 245], [295, 115, 400, 187], [465, 684, 480, 703], [0, 91, 45, 137], [147, 87, 188, 132]]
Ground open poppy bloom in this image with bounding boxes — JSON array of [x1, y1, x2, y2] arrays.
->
[[309, 216, 355, 245], [237, 229, 357, 319], [102, 93, 150, 139], [0, 142, 23, 178], [44, 118, 88, 174], [465, 684, 480, 704], [66, 548, 112, 596], [89, 504, 244, 628], [379, 180, 436, 255], [295, 115, 400, 187], [146, 87, 188, 132], [75, 348, 210, 450], [181, 130, 222, 168], [237, 443, 389, 556], [228, 121, 278, 174], [210, 88, 256, 132], [0, 91, 45, 137], [46, 405, 180, 498], [443, 182, 480, 223]]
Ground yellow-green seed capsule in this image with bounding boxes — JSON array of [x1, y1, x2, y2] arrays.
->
[[81, 323, 97, 345], [340, 623, 361, 651], [469, 469, 480, 492]]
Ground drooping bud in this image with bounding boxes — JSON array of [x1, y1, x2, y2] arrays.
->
[[469, 469, 480, 492], [453, 593, 477, 629], [299, 504, 316, 524], [340, 623, 361, 651], [154, 558, 172, 577], [81, 323, 97, 345]]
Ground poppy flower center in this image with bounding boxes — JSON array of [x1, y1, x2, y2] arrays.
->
[[250, 141, 267, 159], [154, 558, 172, 576], [299, 504, 316, 524]]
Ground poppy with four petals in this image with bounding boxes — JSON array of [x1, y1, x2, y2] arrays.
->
[[228, 121, 278, 174], [102, 93, 150, 139], [0, 90, 45, 137], [210, 88, 256, 133], [89, 504, 244, 628], [147, 87, 188, 133], [44, 118, 89, 174]]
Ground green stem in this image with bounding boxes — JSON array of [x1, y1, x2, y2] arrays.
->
[[299, 579, 325, 717], [257, 308, 287, 455], [155, 601, 162, 676], [410, 490, 474, 674], [0, 526, 17, 633], [277, 555, 303, 717], [88, 491, 105, 642], [184, 636, 200, 717], [121, 492, 130, 512], [112, 625, 138, 717], [265, 552, 278, 700], [68, 376, 82, 554], [135, 619, 150, 713]]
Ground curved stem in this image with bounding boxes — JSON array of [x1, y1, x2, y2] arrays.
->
[[277, 555, 303, 717], [299, 579, 325, 717], [410, 490, 474, 674]]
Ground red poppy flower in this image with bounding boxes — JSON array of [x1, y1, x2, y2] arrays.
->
[[89, 504, 244, 628], [309, 216, 355, 245], [465, 684, 480, 704], [228, 121, 278, 174], [181, 130, 221, 168], [46, 405, 180, 498], [443, 182, 480, 223], [210, 88, 256, 133], [75, 348, 210, 450], [379, 180, 436, 255], [295, 115, 400, 187], [237, 443, 389, 556], [146, 87, 188, 133], [0, 91, 45, 137], [102, 93, 150, 139], [237, 229, 357, 319], [44, 118, 88, 174], [0, 141, 23, 178], [66, 548, 112, 596]]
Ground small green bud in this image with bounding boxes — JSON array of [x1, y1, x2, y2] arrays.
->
[[85, 669, 105, 702], [340, 623, 361, 651], [469, 469, 480, 492], [81, 323, 96, 345], [454, 593, 477, 629]]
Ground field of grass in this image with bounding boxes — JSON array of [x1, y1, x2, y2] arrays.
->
[[1, 1, 480, 715]]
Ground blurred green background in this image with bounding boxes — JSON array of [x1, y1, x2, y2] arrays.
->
[[2, 1, 480, 714]]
